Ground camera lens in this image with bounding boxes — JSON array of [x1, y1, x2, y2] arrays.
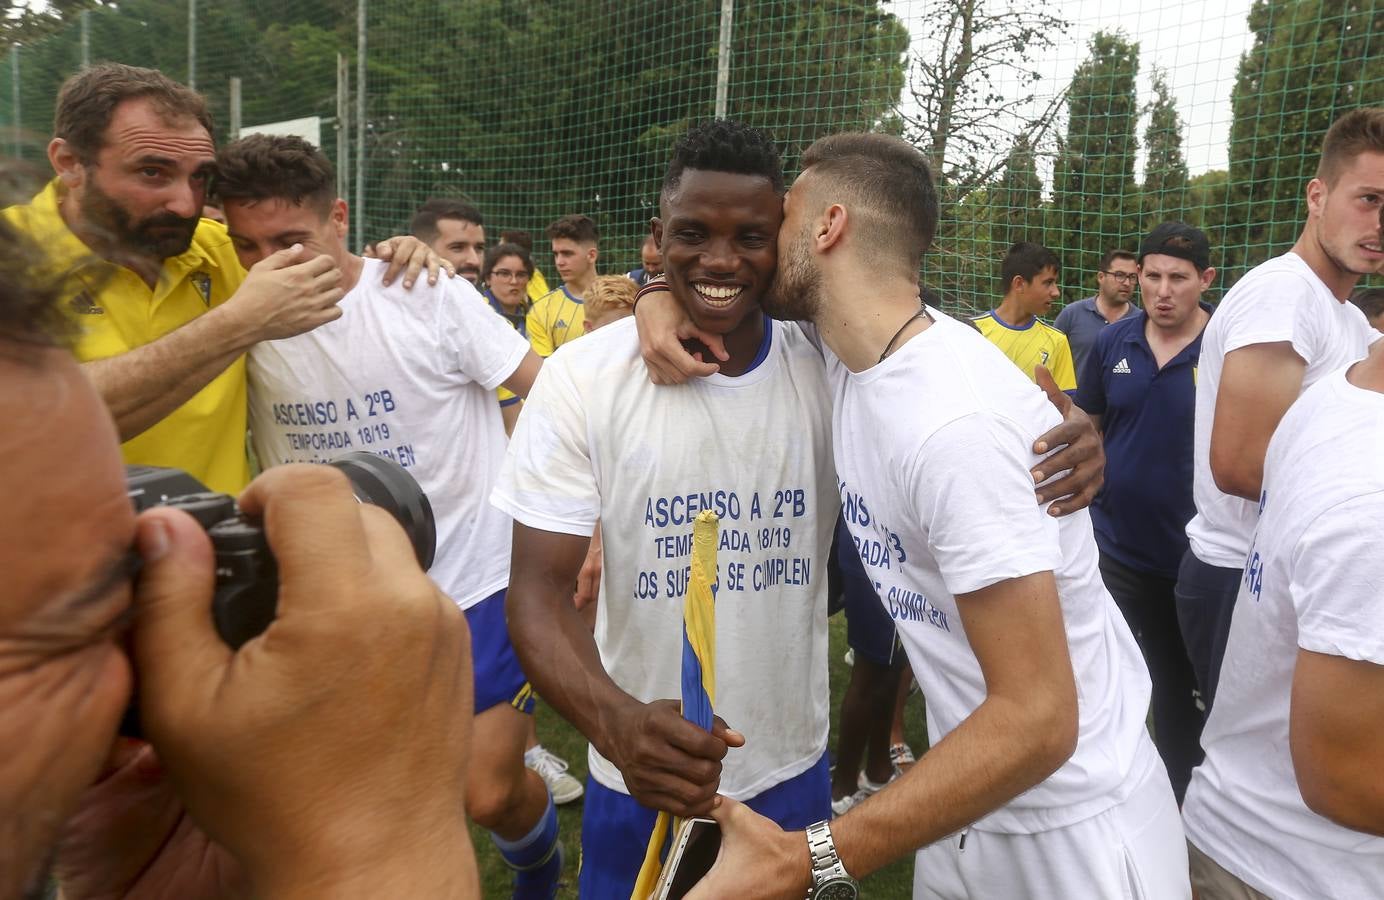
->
[[329, 452, 437, 571]]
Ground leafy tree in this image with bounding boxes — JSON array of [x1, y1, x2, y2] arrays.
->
[[1220, 0, 1384, 286], [990, 135, 1045, 251], [1141, 67, 1188, 226], [1051, 29, 1141, 282]]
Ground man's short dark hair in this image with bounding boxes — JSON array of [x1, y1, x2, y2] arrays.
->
[[1002, 242, 1061, 289], [546, 214, 598, 246], [215, 134, 336, 216], [661, 119, 785, 202], [1099, 249, 1137, 271], [798, 132, 939, 276], [482, 242, 534, 282], [54, 63, 214, 166], [1351, 286, 1384, 321], [411, 198, 484, 244], [501, 230, 534, 253], [1317, 107, 1384, 186]]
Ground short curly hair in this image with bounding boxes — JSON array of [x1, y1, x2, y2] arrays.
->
[[214, 134, 336, 216], [0, 218, 76, 357], [662, 119, 784, 201], [55, 63, 213, 166]]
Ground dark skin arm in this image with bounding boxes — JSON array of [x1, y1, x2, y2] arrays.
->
[[505, 522, 744, 817], [634, 294, 1105, 516]]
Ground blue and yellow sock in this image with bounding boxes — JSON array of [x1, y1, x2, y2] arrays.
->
[[492, 790, 562, 900]]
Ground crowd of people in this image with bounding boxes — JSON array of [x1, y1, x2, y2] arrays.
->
[[1, 58, 1381, 900]]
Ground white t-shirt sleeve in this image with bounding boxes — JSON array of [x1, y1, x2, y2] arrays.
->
[[437, 281, 531, 390], [1291, 491, 1384, 665], [907, 412, 1062, 596], [1220, 271, 1324, 363], [490, 357, 599, 537]]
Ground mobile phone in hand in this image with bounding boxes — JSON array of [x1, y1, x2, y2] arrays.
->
[[653, 817, 722, 899]]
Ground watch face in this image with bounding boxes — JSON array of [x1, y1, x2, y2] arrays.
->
[[816, 880, 859, 900]]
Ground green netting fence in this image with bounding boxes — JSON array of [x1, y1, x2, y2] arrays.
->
[[1, 0, 1379, 314]]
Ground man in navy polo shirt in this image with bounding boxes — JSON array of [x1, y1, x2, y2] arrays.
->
[[1073, 221, 1215, 804], [1055, 248, 1139, 375]]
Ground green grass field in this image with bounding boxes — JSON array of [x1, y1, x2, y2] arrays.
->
[[468, 612, 927, 897]]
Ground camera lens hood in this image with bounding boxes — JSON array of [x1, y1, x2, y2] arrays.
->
[[330, 452, 437, 571]]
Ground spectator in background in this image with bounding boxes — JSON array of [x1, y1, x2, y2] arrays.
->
[[411, 197, 487, 285], [0, 63, 440, 497], [1350, 285, 1384, 331], [484, 242, 535, 333], [1074, 222, 1216, 804], [1055, 248, 1138, 375], [1177, 107, 1384, 718], [972, 241, 1078, 390], [583, 273, 638, 331], [502, 228, 552, 303], [482, 242, 534, 436], [627, 233, 663, 285], [528, 214, 599, 356], [1183, 338, 1384, 899]]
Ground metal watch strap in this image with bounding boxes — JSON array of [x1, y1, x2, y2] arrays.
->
[[805, 819, 850, 884]]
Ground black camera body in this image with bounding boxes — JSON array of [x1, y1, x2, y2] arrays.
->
[[127, 452, 436, 649]]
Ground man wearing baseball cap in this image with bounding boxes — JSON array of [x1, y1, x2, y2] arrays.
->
[[1073, 221, 1215, 804]]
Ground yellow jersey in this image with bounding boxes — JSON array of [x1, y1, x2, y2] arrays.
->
[[526, 285, 586, 357], [972, 310, 1078, 391], [527, 268, 551, 304], [3, 180, 252, 494]]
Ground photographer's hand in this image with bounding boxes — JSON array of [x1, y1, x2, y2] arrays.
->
[[130, 465, 478, 899], [55, 740, 248, 900]]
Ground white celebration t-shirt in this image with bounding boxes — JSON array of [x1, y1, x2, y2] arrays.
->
[[1183, 368, 1384, 900], [247, 258, 530, 610], [824, 310, 1156, 834], [1186, 252, 1376, 568], [492, 315, 836, 799]]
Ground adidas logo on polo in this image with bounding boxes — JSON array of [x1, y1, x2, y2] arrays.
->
[[1112, 358, 1132, 374]]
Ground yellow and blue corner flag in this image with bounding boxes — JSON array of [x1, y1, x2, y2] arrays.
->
[[632, 509, 719, 899]]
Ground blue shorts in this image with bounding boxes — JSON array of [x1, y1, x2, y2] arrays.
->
[[837, 517, 897, 667], [577, 754, 830, 898], [464, 589, 535, 715]]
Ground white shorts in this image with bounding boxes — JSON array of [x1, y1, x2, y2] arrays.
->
[[913, 758, 1190, 900]]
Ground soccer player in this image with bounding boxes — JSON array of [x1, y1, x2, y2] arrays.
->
[[1182, 338, 1384, 898], [639, 132, 1182, 900], [582, 274, 638, 332], [1177, 107, 1384, 715], [498, 120, 1102, 899], [527, 214, 599, 356], [411, 197, 487, 285], [1055, 248, 1138, 375], [215, 134, 563, 899], [972, 241, 1078, 390], [1350, 286, 1384, 331], [628, 233, 663, 285], [1073, 222, 1216, 804]]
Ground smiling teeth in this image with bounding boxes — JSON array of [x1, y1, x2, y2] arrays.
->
[[697, 284, 741, 300]]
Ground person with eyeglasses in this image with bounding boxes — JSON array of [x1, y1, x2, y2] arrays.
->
[[1055, 248, 1139, 376], [481, 243, 536, 434]]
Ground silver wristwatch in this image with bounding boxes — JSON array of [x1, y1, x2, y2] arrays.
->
[[805, 820, 859, 899]]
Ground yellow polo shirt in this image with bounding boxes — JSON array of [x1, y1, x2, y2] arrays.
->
[[972, 310, 1078, 391], [3, 181, 251, 494]]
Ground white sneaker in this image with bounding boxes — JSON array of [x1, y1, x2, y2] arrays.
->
[[831, 788, 871, 817], [858, 769, 896, 794], [889, 742, 916, 773], [525, 745, 584, 805], [843, 647, 855, 667]]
